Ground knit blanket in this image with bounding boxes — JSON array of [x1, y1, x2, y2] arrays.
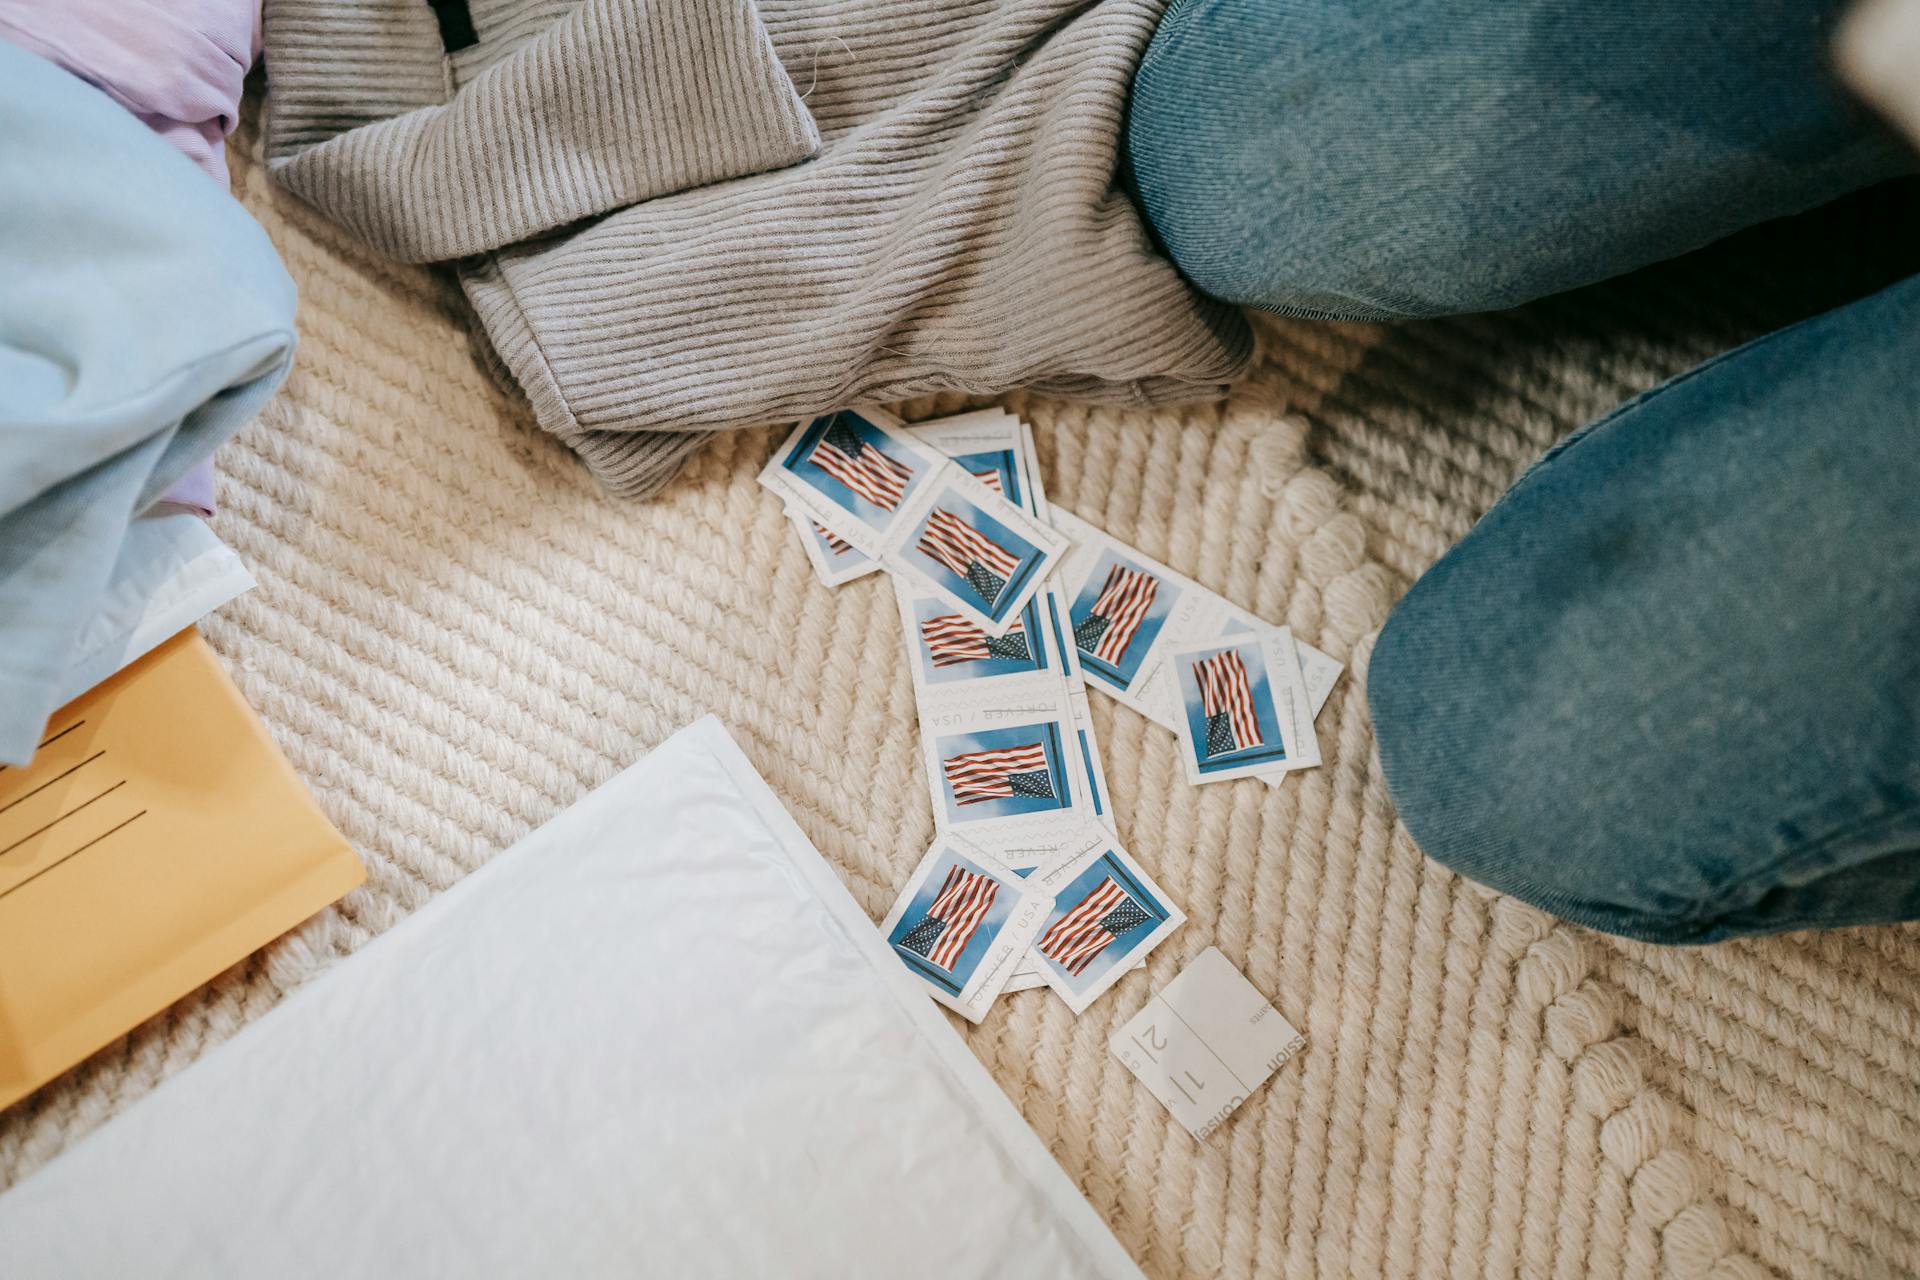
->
[[2, 108, 1916, 1279]]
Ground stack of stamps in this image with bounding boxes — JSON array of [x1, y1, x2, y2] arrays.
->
[[896, 412, 1113, 861], [760, 404, 1338, 1023], [761, 408, 1066, 634]]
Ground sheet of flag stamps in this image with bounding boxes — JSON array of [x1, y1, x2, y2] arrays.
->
[[1050, 508, 1344, 740], [1110, 947, 1306, 1139], [786, 504, 881, 586], [899, 415, 1116, 861], [895, 477, 1062, 635], [1027, 828, 1186, 1015], [760, 407, 1066, 635], [1166, 629, 1322, 784], [879, 836, 1051, 1023]]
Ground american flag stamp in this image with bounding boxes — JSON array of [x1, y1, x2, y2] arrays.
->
[[898, 581, 1060, 692], [1050, 509, 1344, 775], [879, 837, 1050, 1023], [762, 408, 940, 549], [1166, 630, 1322, 785], [786, 504, 881, 587], [760, 407, 1067, 635], [919, 695, 1092, 840], [1068, 544, 1182, 693], [895, 476, 1063, 633], [1028, 830, 1186, 1015]]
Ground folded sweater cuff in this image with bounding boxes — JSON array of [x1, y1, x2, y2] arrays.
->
[[264, 0, 821, 262]]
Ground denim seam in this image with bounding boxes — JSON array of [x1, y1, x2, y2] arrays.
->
[[1508, 300, 1840, 491], [1408, 797, 1919, 943], [1424, 858, 1686, 944], [1670, 796, 1920, 929], [1133, 0, 1209, 78]]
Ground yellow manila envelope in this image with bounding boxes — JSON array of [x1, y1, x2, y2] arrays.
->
[[0, 629, 364, 1109]]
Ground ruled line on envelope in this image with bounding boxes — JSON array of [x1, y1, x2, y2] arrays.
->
[[0, 810, 148, 902], [0, 719, 85, 778], [0, 750, 106, 816], [0, 778, 130, 861]]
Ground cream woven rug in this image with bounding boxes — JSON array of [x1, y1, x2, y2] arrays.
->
[[3, 113, 1917, 1279]]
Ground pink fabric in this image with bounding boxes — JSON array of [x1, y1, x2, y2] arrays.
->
[[149, 462, 218, 519], [0, 0, 258, 186], [0, 0, 259, 517]]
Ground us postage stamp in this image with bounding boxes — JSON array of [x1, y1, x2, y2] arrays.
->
[[919, 695, 1089, 838], [1065, 538, 1186, 695], [1219, 605, 1343, 722], [1051, 509, 1345, 750], [1166, 629, 1322, 785], [1029, 829, 1186, 1015], [897, 580, 1058, 692], [787, 505, 881, 586], [879, 837, 1049, 1023], [760, 408, 941, 549], [895, 473, 1064, 633]]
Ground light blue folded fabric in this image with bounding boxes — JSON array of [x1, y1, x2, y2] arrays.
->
[[0, 39, 295, 764]]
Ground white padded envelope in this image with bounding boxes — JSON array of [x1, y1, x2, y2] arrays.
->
[[0, 717, 1141, 1279]]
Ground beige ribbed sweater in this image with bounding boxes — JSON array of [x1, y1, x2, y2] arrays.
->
[[262, 0, 1252, 497]]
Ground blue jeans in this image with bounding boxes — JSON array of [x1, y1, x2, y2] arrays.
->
[[1126, 0, 1910, 318], [1126, 0, 1920, 941]]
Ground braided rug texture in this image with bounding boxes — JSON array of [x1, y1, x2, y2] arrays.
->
[[2, 106, 1917, 1278]]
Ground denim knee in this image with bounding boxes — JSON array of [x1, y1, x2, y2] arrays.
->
[[1366, 275, 1920, 943], [1126, 0, 1910, 318], [1368, 587, 1734, 945]]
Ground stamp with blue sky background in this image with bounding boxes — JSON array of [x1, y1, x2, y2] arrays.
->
[[897, 581, 1056, 691], [1066, 542, 1181, 693], [896, 480, 1059, 632], [878, 837, 1049, 1022], [918, 693, 1092, 841], [1167, 629, 1322, 785], [928, 719, 1071, 825], [765, 408, 939, 543], [1029, 829, 1186, 1015]]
